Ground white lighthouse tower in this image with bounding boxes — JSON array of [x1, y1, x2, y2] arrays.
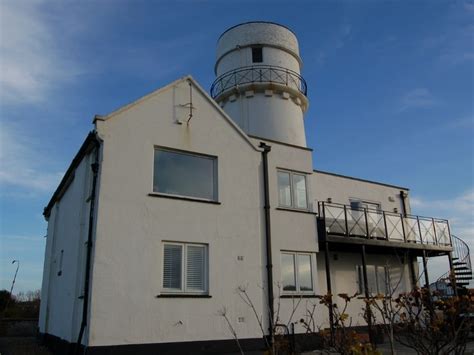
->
[[211, 22, 309, 147]]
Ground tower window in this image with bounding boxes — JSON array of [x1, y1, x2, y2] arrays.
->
[[252, 47, 263, 63]]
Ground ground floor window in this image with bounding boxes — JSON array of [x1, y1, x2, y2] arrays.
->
[[162, 242, 208, 294], [281, 252, 314, 293], [356, 265, 390, 296]]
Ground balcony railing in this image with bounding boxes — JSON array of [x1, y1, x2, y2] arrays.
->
[[210, 65, 307, 99], [318, 201, 452, 247]]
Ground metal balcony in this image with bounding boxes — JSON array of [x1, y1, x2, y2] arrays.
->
[[210, 65, 307, 99], [317, 201, 452, 251]]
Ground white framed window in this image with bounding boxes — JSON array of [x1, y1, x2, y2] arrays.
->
[[281, 252, 314, 293], [162, 242, 208, 294], [277, 170, 308, 209], [356, 265, 390, 296], [153, 148, 217, 201], [350, 199, 381, 212]]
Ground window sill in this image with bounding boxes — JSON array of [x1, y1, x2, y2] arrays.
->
[[156, 294, 212, 298], [280, 294, 319, 299], [148, 193, 221, 205], [276, 207, 317, 215]]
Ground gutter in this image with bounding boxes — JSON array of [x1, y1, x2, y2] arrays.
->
[[259, 142, 274, 344], [75, 135, 101, 354]]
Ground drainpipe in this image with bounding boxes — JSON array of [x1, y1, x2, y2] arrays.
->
[[259, 142, 274, 345], [75, 138, 100, 354], [400, 191, 418, 289], [399, 191, 407, 217]]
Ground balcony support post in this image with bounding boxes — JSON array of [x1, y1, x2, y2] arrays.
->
[[361, 245, 374, 346], [400, 214, 407, 242], [343, 205, 349, 237], [364, 208, 370, 238], [383, 211, 389, 241], [317, 217, 334, 345], [408, 251, 417, 290], [417, 216, 423, 244], [447, 221, 453, 247], [432, 218, 438, 245], [447, 252, 458, 296], [422, 250, 430, 288]]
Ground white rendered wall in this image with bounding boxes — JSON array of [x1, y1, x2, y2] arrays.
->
[[216, 22, 301, 74], [89, 79, 266, 346], [249, 138, 320, 334], [39, 152, 93, 343], [311, 171, 411, 214], [215, 22, 308, 147], [223, 94, 307, 146], [216, 44, 301, 76]]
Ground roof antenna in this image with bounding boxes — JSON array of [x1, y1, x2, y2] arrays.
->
[[187, 81, 193, 124], [176, 80, 196, 125]]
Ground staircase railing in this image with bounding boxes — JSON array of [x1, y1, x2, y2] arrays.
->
[[432, 235, 472, 295], [452, 235, 472, 273]]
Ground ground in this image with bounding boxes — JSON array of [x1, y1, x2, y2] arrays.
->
[[1, 335, 474, 354], [0, 337, 51, 355]]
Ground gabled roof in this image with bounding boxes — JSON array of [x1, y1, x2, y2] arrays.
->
[[94, 75, 260, 151], [44, 76, 264, 219]]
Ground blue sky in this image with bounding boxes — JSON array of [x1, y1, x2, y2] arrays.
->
[[0, 0, 473, 293]]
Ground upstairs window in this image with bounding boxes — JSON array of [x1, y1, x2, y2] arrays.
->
[[350, 199, 381, 212], [281, 252, 314, 293], [163, 242, 208, 294], [153, 148, 217, 201], [277, 170, 308, 209], [252, 47, 263, 63]]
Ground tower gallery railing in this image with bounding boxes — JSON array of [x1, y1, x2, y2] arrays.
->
[[210, 65, 307, 98], [318, 201, 452, 247]]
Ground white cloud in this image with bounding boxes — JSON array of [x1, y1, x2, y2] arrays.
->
[[399, 88, 437, 111], [464, 1, 474, 12], [0, 123, 63, 193], [334, 24, 352, 49], [0, 1, 82, 105], [421, 23, 474, 66]]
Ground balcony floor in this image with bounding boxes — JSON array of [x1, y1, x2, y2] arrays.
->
[[321, 234, 452, 257]]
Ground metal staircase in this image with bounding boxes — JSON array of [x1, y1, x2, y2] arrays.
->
[[432, 235, 472, 295]]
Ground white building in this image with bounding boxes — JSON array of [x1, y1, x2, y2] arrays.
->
[[39, 22, 471, 354]]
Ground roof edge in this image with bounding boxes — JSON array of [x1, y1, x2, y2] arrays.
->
[[184, 76, 260, 152], [218, 21, 297, 41], [313, 169, 410, 191], [95, 75, 260, 152], [43, 131, 101, 219]]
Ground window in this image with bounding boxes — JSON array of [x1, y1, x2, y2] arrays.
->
[[277, 170, 308, 209], [350, 199, 381, 212], [356, 265, 390, 295], [162, 242, 208, 293], [153, 148, 217, 201], [281, 252, 314, 293], [252, 47, 263, 63]]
